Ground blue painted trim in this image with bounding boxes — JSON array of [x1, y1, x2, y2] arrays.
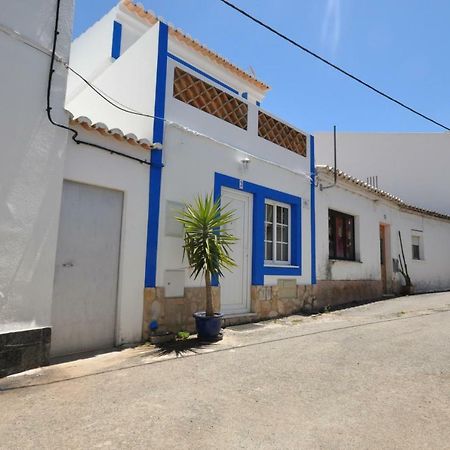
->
[[256, 101, 261, 107], [145, 23, 169, 288], [242, 92, 248, 99], [167, 52, 239, 96], [310, 135, 317, 285], [214, 173, 302, 286], [111, 21, 122, 59]]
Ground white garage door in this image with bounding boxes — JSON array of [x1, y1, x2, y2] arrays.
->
[[51, 180, 123, 357]]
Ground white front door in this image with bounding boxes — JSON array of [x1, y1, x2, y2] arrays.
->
[[220, 188, 252, 315], [51, 180, 123, 357]]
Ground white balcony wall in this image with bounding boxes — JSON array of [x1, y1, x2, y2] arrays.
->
[[164, 57, 311, 178]]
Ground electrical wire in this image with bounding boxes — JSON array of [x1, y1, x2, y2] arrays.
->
[[69, 67, 313, 182], [218, 0, 450, 132], [67, 65, 162, 120], [46, 0, 151, 166], [67, 67, 312, 181]]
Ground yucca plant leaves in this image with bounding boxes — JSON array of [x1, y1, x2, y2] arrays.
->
[[176, 193, 237, 281], [176, 193, 238, 316]]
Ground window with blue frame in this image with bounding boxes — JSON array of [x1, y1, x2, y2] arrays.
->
[[214, 172, 302, 285], [264, 201, 290, 264]]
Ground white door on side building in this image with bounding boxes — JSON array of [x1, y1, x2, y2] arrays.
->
[[51, 180, 123, 357], [220, 188, 252, 315]]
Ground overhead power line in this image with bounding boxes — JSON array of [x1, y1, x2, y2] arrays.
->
[[218, 0, 450, 131]]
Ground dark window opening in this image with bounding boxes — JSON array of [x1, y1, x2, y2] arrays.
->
[[412, 235, 421, 260], [329, 209, 355, 261]]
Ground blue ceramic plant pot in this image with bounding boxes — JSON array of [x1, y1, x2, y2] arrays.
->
[[193, 312, 223, 341]]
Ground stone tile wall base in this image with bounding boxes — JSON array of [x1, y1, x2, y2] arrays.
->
[[143, 280, 387, 336], [0, 327, 51, 378], [143, 287, 220, 339], [311, 280, 384, 312], [251, 285, 315, 319]]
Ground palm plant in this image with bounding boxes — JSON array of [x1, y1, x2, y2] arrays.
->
[[176, 194, 237, 317]]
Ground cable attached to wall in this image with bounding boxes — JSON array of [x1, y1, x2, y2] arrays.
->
[[46, 0, 151, 166]]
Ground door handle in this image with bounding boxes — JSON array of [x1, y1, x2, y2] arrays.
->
[[62, 262, 74, 268]]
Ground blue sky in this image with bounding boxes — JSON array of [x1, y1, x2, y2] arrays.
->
[[72, 0, 450, 133]]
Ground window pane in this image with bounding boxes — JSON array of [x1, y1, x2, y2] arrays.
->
[[335, 216, 345, 258], [282, 225, 288, 243], [276, 242, 282, 260], [265, 223, 273, 241], [412, 244, 420, 260], [345, 217, 354, 260], [265, 242, 273, 260], [265, 204, 273, 222], [277, 206, 288, 225], [276, 224, 282, 242], [281, 243, 289, 262], [329, 211, 335, 258]]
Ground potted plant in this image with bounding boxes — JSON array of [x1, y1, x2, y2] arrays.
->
[[176, 194, 236, 341]]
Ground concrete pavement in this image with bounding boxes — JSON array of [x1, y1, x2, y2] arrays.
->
[[1, 292, 449, 449]]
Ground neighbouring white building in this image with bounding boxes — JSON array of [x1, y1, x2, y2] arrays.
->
[[2, 0, 450, 376], [0, 0, 74, 376], [314, 132, 450, 214], [314, 166, 450, 309]]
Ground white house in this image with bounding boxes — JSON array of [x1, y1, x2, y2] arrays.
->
[[314, 166, 450, 309], [65, 0, 317, 338]]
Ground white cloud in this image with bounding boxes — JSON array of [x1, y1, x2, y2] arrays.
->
[[321, 0, 341, 55]]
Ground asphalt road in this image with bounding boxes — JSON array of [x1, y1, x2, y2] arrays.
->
[[1, 293, 449, 449]]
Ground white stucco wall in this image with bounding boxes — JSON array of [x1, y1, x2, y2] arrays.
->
[[314, 132, 450, 214], [316, 171, 450, 293], [63, 125, 150, 344], [0, 0, 74, 333], [165, 57, 309, 178], [66, 21, 161, 142], [65, 6, 118, 104], [158, 125, 312, 288]]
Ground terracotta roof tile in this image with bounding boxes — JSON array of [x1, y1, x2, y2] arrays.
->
[[120, 0, 270, 92], [69, 114, 153, 149]]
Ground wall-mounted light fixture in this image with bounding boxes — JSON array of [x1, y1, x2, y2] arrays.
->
[[241, 157, 250, 170]]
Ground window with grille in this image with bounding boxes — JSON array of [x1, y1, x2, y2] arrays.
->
[[329, 209, 355, 261], [258, 111, 307, 156], [172, 67, 248, 129], [264, 201, 290, 264]]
